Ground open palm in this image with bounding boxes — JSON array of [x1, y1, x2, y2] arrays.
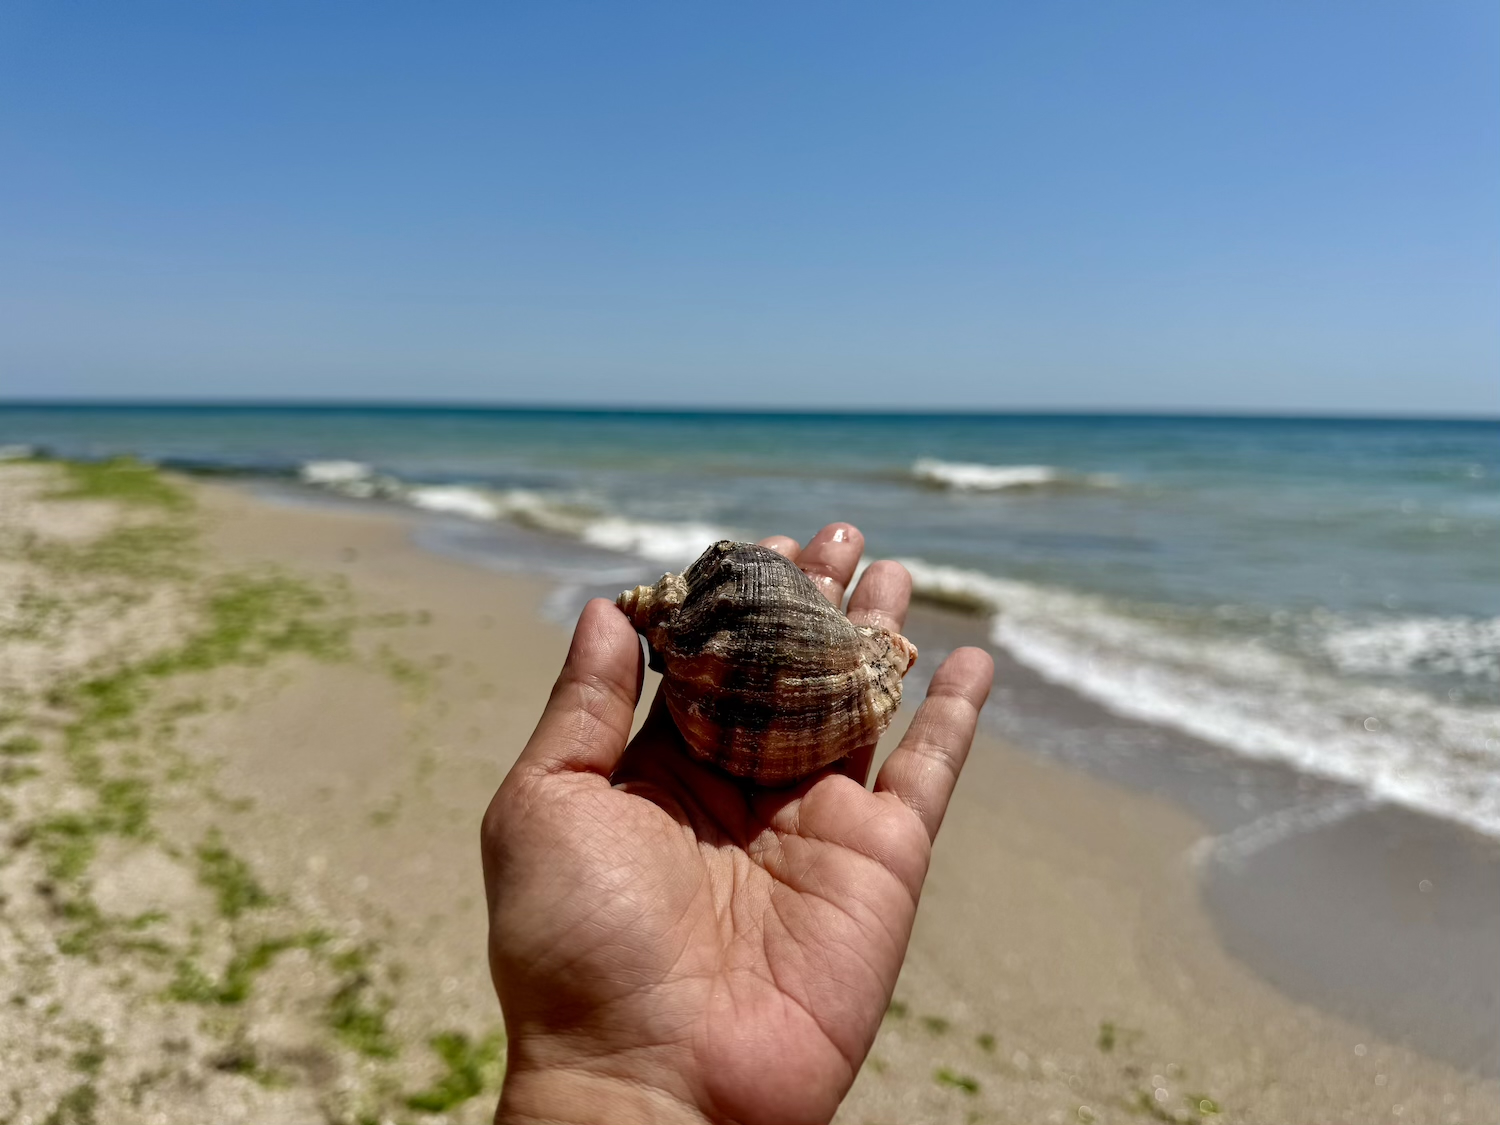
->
[[483, 524, 993, 1125]]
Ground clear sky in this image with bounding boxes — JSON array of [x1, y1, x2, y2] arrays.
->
[[1, 2, 1496, 413]]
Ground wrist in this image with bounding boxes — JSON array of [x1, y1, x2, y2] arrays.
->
[[497, 1037, 713, 1125], [498, 1065, 712, 1125]]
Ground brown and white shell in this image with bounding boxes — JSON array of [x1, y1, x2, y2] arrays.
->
[[616, 540, 918, 785]]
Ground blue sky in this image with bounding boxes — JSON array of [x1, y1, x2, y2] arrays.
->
[[1, 2, 1496, 413]]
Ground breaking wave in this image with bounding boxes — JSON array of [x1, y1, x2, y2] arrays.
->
[[911, 458, 1119, 492], [297, 460, 734, 568], [893, 559, 1500, 838], [1320, 615, 1500, 685]]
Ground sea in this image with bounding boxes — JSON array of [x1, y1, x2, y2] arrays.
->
[[4, 404, 1497, 840]]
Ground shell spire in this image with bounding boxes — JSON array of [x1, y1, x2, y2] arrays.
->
[[616, 541, 918, 785]]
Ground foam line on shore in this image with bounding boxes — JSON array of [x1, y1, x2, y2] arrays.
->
[[979, 580, 1500, 839], [1187, 795, 1375, 870], [886, 557, 1500, 838], [298, 460, 737, 568], [1321, 615, 1500, 684]]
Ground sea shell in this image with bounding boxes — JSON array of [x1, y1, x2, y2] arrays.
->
[[616, 541, 918, 785]]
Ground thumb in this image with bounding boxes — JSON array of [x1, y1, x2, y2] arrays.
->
[[512, 598, 645, 776]]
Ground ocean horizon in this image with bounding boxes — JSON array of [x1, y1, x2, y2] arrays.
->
[[2, 399, 1496, 421]]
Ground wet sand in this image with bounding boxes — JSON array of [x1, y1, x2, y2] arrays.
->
[[1203, 803, 1500, 1079]]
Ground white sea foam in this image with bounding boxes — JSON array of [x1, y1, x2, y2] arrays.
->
[[897, 557, 1500, 838], [405, 485, 504, 521], [296, 461, 735, 569], [404, 487, 734, 568], [580, 518, 735, 567], [300, 459, 372, 486], [912, 458, 1116, 492], [297, 459, 401, 499], [1321, 615, 1500, 683], [899, 557, 1013, 610]]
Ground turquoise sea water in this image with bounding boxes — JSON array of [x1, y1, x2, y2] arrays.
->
[[4, 405, 1496, 834]]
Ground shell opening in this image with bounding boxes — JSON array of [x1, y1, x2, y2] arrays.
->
[[891, 632, 919, 675]]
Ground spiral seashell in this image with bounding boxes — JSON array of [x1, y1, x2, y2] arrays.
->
[[616, 541, 918, 785]]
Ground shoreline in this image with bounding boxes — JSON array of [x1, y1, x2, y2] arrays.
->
[[364, 480, 1500, 1080], [214, 477, 1500, 1122], [2, 463, 1495, 1123]]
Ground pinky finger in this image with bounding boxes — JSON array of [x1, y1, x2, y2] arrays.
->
[[873, 647, 994, 841]]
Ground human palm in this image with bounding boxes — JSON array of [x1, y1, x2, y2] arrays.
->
[[483, 525, 993, 1125]]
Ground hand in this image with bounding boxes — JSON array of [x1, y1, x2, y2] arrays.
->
[[481, 523, 994, 1125]]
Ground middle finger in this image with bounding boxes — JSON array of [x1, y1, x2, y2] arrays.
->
[[793, 522, 865, 607], [757, 534, 801, 562]]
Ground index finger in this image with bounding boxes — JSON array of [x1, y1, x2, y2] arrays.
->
[[874, 647, 993, 841], [510, 598, 645, 777]]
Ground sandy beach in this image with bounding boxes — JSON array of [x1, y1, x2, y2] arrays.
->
[[1, 459, 1494, 1125]]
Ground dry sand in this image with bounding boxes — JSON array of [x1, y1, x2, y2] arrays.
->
[[1, 463, 1495, 1124]]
